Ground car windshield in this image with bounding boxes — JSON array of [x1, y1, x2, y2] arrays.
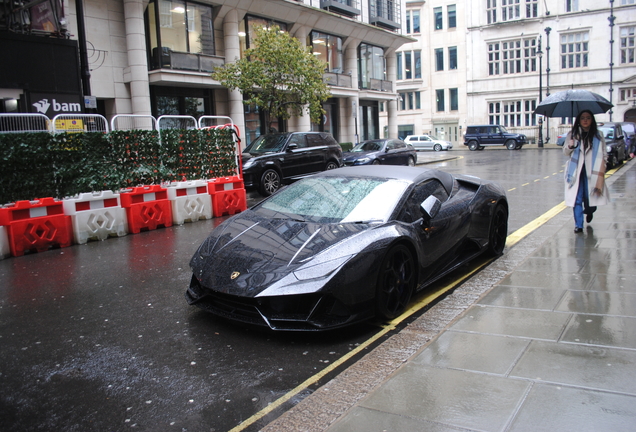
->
[[498, 126, 509, 133], [428, 135, 440, 140], [256, 176, 410, 223], [245, 134, 288, 154], [352, 141, 383, 152], [598, 127, 614, 139]]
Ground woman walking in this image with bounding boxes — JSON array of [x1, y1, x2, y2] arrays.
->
[[563, 109, 610, 233]]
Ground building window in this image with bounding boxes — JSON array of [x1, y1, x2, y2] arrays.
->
[[620, 26, 635, 64], [397, 92, 421, 111], [434, 7, 443, 30], [436, 89, 444, 112], [502, 0, 520, 21], [450, 88, 458, 111], [448, 5, 456, 28], [406, 10, 420, 34], [524, 38, 537, 72], [358, 43, 386, 89], [487, 0, 497, 24], [525, 0, 537, 17], [449, 46, 457, 70], [405, 51, 412, 79], [147, 0, 215, 69], [310, 32, 344, 73], [620, 0, 635, 4], [503, 40, 522, 74], [414, 50, 422, 78], [435, 48, 444, 71], [396, 52, 402, 80], [566, 0, 579, 12], [561, 32, 589, 69], [489, 99, 536, 126], [620, 87, 636, 102], [239, 16, 288, 57], [489, 37, 538, 75]]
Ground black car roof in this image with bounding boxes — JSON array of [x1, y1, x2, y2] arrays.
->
[[314, 166, 455, 195]]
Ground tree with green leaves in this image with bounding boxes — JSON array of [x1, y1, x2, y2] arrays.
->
[[213, 25, 332, 130]]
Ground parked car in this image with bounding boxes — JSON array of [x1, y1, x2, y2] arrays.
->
[[343, 139, 417, 166], [241, 132, 343, 196], [404, 134, 453, 151], [620, 122, 636, 156], [597, 122, 627, 169], [556, 133, 567, 146], [186, 166, 508, 331], [463, 125, 527, 150]]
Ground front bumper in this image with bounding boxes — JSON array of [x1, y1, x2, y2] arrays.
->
[[186, 274, 369, 331]]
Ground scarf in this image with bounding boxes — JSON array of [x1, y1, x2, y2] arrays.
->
[[566, 135, 605, 196]]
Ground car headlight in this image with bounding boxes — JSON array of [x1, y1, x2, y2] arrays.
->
[[606, 145, 612, 153], [356, 157, 371, 165], [242, 158, 255, 170], [293, 255, 353, 280]]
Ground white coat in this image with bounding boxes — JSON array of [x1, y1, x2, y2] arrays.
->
[[563, 131, 610, 207]]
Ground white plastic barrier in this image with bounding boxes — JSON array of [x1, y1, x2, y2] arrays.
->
[[0, 225, 10, 259], [62, 191, 128, 244], [165, 180, 213, 225]]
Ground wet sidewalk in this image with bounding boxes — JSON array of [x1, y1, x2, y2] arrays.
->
[[264, 159, 636, 432]]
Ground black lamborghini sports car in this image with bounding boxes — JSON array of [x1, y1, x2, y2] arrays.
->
[[187, 166, 508, 331]]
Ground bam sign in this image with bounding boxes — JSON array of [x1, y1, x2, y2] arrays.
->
[[30, 92, 84, 118]]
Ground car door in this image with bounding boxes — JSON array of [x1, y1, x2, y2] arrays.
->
[[392, 140, 410, 165], [383, 140, 403, 165], [280, 134, 311, 179], [421, 136, 433, 150], [396, 178, 468, 281], [485, 126, 501, 145]]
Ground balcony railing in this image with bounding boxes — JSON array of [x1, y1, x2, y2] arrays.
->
[[152, 48, 225, 73], [320, 0, 360, 17], [369, 0, 401, 30], [369, 78, 393, 92], [323, 72, 353, 88]]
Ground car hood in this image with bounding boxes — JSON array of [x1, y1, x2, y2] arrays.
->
[[190, 211, 379, 297], [343, 151, 379, 160]]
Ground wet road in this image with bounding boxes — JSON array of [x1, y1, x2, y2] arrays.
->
[[0, 148, 567, 431]]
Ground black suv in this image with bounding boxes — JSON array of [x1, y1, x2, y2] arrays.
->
[[241, 132, 343, 196], [463, 125, 527, 150], [597, 122, 627, 169]]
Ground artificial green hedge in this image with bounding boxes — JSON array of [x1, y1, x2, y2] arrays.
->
[[0, 128, 237, 205]]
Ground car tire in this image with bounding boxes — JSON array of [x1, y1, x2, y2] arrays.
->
[[433, 144, 442, 152], [506, 140, 517, 150], [487, 204, 508, 256], [259, 169, 281, 196], [375, 244, 415, 320], [372, 160, 381, 165], [325, 160, 339, 170], [607, 154, 617, 170], [468, 140, 479, 151], [407, 157, 415, 166]]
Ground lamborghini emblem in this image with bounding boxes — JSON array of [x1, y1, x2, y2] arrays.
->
[[230, 271, 240, 280]]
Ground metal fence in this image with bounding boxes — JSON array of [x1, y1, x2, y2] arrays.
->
[[0, 113, 52, 133], [111, 115, 157, 131], [51, 114, 109, 133]]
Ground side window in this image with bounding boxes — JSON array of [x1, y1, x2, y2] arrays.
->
[[305, 134, 323, 147], [422, 136, 430, 141], [397, 179, 450, 223], [394, 140, 406, 149], [386, 141, 396, 150], [289, 134, 308, 148]]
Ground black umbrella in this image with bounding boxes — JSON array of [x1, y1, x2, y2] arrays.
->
[[533, 89, 613, 117]]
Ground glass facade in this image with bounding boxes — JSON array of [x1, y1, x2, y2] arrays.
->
[[310, 32, 344, 73], [358, 43, 385, 89]]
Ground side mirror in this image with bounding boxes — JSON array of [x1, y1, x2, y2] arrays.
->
[[420, 195, 441, 223], [287, 143, 298, 151]]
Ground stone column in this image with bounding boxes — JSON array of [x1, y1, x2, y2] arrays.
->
[[385, 51, 398, 139], [123, 0, 151, 115], [223, 10, 246, 148]]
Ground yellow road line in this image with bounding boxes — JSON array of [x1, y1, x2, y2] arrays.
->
[[230, 164, 625, 432]]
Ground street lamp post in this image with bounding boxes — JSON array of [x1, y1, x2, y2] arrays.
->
[[537, 36, 543, 148], [545, 27, 552, 143]]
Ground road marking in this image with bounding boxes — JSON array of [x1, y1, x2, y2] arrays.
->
[[230, 162, 625, 432]]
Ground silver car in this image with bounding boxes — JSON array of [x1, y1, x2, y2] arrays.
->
[[404, 134, 453, 151]]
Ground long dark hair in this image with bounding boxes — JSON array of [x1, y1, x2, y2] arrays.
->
[[571, 109, 599, 146]]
